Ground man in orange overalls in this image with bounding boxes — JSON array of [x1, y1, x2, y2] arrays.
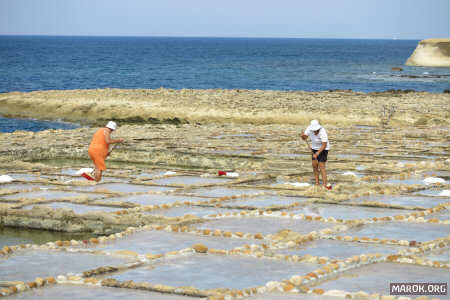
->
[[88, 121, 124, 182]]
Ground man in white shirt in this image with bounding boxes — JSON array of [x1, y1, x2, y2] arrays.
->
[[301, 120, 331, 189]]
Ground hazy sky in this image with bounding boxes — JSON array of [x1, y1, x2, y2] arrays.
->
[[1, 0, 449, 39]]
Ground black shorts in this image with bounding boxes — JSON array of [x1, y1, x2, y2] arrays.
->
[[312, 149, 328, 162]]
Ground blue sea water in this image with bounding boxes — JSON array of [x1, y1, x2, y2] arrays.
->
[[1, 35, 449, 94], [0, 116, 78, 133], [0, 36, 449, 132]]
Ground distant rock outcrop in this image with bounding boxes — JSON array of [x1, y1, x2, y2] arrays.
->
[[406, 38, 450, 67]]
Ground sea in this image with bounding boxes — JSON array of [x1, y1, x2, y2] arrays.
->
[[0, 35, 449, 132]]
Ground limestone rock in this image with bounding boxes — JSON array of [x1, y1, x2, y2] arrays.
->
[[406, 39, 450, 67], [192, 243, 208, 253]]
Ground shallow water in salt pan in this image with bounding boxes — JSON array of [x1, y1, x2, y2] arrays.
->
[[424, 248, 449, 263], [224, 195, 309, 208], [148, 205, 242, 217], [112, 253, 317, 290], [73, 183, 172, 193], [276, 239, 406, 259], [100, 194, 206, 205], [21, 202, 122, 214], [190, 187, 263, 197], [151, 175, 232, 186], [0, 249, 134, 282], [425, 209, 450, 221], [249, 293, 347, 300], [197, 217, 332, 235], [288, 204, 412, 220], [3, 190, 99, 201], [82, 230, 261, 253], [314, 262, 450, 294], [9, 284, 198, 300], [342, 222, 450, 242], [350, 195, 449, 208]]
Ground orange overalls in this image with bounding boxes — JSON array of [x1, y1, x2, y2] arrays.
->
[[88, 128, 109, 171]]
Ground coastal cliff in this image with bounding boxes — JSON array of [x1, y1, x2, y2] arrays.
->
[[405, 38, 450, 67]]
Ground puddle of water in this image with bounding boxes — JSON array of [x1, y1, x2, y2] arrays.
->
[[99, 194, 206, 206], [190, 187, 263, 198], [21, 202, 122, 214], [0, 249, 134, 282], [226, 195, 309, 208], [151, 176, 232, 186], [148, 206, 242, 217], [276, 239, 406, 259], [334, 154, 361, 159], [342, 222, 450, 242], [9, 284, 198, 300], [73, 183, 173, 193], [197, 217, 332, 235], [3, 191, 100, 201], [112, 253, 317, 290], [0, 226, 95, 248], [350, 195, 449, 209], [314, 262, 450, 294], [288, 204, 412, 220], [83, 230, 262, 253]]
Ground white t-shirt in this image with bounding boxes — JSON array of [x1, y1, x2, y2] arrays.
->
[[304, 127, 330, 150]]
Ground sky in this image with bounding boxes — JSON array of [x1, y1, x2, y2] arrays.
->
[[1, 0, 449, 39]]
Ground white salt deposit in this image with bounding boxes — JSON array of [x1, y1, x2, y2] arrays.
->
[[226, 172, 239, 177], [423, 177, 446, 185], [75, 168, 94, 175], [164, 171, 177, 176], [438, 190, 450, 197], [342, 171, 357, 176], [284, 182, 310, 187], [0, 175, 14, 183]]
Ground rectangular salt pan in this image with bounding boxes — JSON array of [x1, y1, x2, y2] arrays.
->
[[112, 254, 318, 290], [73, 183, 173, 193], [342, 222, 450, 242], [149, 206, 243, 217], [277, 239, 406, 259], [3, 191, 100, 201], [100, 194, 206, 206], [0, 249, 134, 282], [314, 262, 450, 294], [9, 284, 199, 300], [151, 176, 231, 186], [225, 195, 308, 208], [82, 230, 261, 253], [350, 195, 449, 208], [288, 204, 412, 220], [22, 202, 121, 214], [197, 217, 332, 235], [190, 187, 263, 198]]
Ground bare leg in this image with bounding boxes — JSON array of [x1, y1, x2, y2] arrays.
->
[[312, 159, 320, 185], [94, 168, 102, 182], [318, 162, 327, 187]]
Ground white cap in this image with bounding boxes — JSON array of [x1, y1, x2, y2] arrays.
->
[[106, 121, 117, 131], [309, 120, 321, 131]]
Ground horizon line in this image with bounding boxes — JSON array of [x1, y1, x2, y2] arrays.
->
[[0, 33, 423, 41]]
